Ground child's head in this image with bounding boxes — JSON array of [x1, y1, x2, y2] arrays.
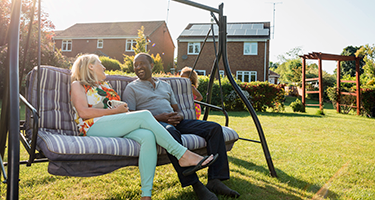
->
[[180, 67, 199, 87]]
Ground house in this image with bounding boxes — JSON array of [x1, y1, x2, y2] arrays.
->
[[269, 70, 280, 84], [53, 21, 175, 70], [177, 22, 270, 82]]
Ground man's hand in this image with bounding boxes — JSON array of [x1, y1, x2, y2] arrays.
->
[[167, 112, 183, 126], [155, 112, 183, 126]]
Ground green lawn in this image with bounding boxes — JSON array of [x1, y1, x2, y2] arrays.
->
[[1, 97, 374, 199]]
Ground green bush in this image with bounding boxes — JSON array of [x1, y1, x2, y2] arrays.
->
[[361, 86, 375, 117], [240, 81, 286, 112], [197, 77, 285, 112], [99, 56, 122, 71], [290, 98, 305, 112]]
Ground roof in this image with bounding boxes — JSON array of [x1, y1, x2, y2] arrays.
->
[[54, 21, 165, 39], [269, 70, 280, 77], [178, 22, 270, 40]]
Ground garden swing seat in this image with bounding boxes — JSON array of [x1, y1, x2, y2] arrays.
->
[[23, 65, 239, 177]]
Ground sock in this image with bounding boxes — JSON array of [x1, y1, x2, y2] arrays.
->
[[206, 179, 240, 198], [192, 181, 218, 200]]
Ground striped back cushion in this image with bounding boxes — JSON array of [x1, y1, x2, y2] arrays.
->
[[25, 66, 197, 137], [25, 66, 78, 136], [161, 77, 196, 120]]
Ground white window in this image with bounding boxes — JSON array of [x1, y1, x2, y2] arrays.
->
[[97, 39, 103, 48], [244, 42, 257, 55], [195, 70, 206, 76], [188, 42, 200, 55], [219, 70, 225, 77], [62, 40, 72, 51], [126, 39, 137, 52], [236, 71, 257, 82]]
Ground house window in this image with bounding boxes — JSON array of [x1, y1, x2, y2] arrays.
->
[[219, 70, 225, 77], [126, 39, 137, 52], [195, 70, 206, 76], [244, 42, 257, 55], [97, 39, 103, 48], [188, 42, 200, 55], [236, 71, 257, 82], [62, 40, 72, 51]]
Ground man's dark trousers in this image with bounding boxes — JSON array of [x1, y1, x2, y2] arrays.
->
[[159, 119, 230, 187]]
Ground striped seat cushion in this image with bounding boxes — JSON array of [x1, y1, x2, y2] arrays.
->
[[36, 126, 238, 161], [25, 66, 239, 162]]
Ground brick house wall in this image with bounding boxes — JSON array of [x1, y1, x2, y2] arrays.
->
[[54, 21, 175, 71], [177, 40, 270, 81], [177, 22, 270, 82]]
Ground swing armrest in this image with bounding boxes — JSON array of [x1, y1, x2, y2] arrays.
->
[[194, 100, 229, 126], [19, 94, 40, 166]]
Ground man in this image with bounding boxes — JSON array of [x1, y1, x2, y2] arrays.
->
[[124, 53, 240, 200]]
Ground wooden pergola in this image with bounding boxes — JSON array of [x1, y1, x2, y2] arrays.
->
[[300, 52, 362, 115]]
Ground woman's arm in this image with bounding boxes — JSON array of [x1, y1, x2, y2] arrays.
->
[[71, 81, 128, 119], [192, 86, 203, 101]]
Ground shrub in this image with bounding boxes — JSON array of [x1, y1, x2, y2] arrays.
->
[[327, 86, 357, 114], [290, 98, 305, 112], [99, 56, 122, 71], [361, 86, 375, 117], [240, 81, 286, 112]]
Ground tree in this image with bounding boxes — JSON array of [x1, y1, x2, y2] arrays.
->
[[355, 44, 375, 79], [123, 26, 164, 73], [340, 46, 365, 77], [273, 47, 304, 84], [0, 0, 70, 97]]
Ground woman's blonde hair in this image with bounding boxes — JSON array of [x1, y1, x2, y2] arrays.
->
[[71, 54, 101, 87], [181, 66, 199, 88]]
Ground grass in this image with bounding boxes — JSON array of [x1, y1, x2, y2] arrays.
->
[[1, 97, 374, 199]]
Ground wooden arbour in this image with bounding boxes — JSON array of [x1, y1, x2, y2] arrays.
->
[[300, 52, 362, 115]]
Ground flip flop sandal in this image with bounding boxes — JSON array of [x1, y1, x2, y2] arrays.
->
[[182, 153, 219, 176]]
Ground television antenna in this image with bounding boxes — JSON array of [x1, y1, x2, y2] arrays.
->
[[166, 0, 171, 24], [267, 2, 282, 39]]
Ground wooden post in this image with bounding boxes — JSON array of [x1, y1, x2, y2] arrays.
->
[[356, 57, 360, 115], [302, 57, 306, 108], [318, 54, 323, 111], [337, 61, 341, 113]]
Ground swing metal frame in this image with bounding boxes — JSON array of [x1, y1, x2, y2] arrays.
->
[[1, 0, 277, 198]]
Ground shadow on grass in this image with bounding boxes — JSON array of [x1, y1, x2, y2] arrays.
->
[[207, 110, 323, 118], [227, 156, 339, 200]]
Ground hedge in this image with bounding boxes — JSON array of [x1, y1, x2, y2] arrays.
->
[[197, 77, 285, 112]]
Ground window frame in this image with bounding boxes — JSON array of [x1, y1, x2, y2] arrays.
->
[[187, 42, 201, 55], [62, 39, 72, 52], [243, 42, 258, 55], [97, 39, 103, 49], [125, 39, 137, 52], [219, 70, 225, 77], [195, 70, 206, 76], [236, 71, 257, 82]]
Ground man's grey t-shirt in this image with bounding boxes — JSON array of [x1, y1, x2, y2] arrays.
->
[[124, 78, 177, 116]]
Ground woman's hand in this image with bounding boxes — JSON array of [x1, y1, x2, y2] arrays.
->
[[112, 102, 129, 113]]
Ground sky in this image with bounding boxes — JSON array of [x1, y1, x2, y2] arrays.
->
[[43, 0, 375, 74]]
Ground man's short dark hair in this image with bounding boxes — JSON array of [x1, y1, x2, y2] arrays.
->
[[135, 53, 154, 64]]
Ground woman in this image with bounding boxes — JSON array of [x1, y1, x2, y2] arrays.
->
[[70, 54, 217, 200]]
